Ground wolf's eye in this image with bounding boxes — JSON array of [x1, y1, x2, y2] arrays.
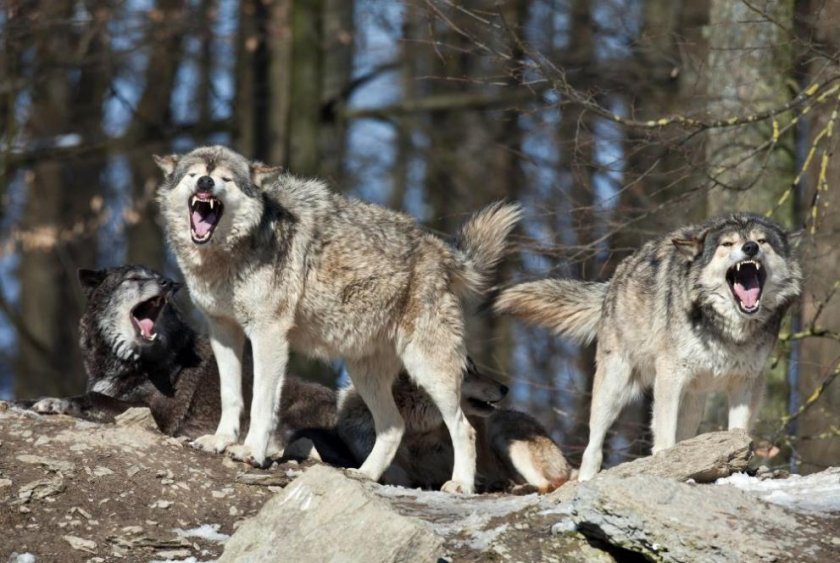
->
[[222, 177, 232, 182], [189, 173, 196, 177], [720, 241, 734, 248], [757, 238, 767, 244]]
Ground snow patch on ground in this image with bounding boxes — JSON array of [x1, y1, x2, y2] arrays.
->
[[173, 523, 230, 543], [716, 468, 840, 514]]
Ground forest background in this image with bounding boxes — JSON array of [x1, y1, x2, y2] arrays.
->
[[1, 0, 838, 473]]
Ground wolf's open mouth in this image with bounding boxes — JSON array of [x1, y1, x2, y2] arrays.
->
[[466, 397, 500, 416], [131, 295, 165, 341], [188, 193, 224, 244], [726, 259, 766, 314]]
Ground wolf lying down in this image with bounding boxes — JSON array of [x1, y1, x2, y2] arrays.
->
[[17, 265, 354, 467], [338, 360, 572, 493], [20, 265, 570, 493]]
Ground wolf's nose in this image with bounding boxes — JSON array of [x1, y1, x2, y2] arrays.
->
[[742, 241, 759, 257], [499, 384, 509, 397], [197, 175, 214, 192]]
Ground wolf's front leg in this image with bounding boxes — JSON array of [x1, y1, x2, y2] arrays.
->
[[228, 321, 290, 467], [651, 366, 687, 454], [192, 318, 246, 454], [728, 374, 764, 430]]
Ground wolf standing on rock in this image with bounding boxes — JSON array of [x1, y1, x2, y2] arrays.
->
[[496, 213, 801, 481], [156, 145, 521, 493]]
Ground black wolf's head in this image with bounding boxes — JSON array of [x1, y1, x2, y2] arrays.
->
[[672, 213, 802, 334], [155, 145, 282, 251], [460, 358, 509, 417], [78, 265, 190, 392]]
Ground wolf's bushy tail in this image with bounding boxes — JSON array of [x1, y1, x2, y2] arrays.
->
[[494, 279, 607, 345], [452, 202, 522, 297]]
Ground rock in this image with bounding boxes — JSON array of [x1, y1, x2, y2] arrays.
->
[[220, 466, 445, 562], [17, 476, 65, 502], [16, 454, 76, 474], [63, 535, 97, 552], [114, 407, 158, 432], [601, 430, 752, 482], [567, 474, 838, 562]]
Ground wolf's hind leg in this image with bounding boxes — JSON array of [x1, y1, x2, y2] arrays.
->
[[579, 353, 635, 481], [401, 343, 476, 494], [192, 318, 245, 454], [348, 356, 403, 482]]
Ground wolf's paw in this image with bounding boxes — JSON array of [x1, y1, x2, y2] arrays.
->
[[226, 444, 270, 468], [32, 398, 79, 416], [441, 480, 473, 495], [191, 433, 237, 454]]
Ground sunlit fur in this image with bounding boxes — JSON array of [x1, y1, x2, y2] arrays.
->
[[496, 213, 802, 481], [156, 145, 521, 494], [338, 361, 572, 493]]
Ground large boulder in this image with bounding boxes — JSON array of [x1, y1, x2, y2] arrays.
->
[[601, 429, 753, 482], [561, 474, 839, 562]]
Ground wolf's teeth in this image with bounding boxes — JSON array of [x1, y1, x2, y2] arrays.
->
[[736, 263, 741, 272], [149, 333, 158, 341], [209, 199, 215, 210], [755, 262, 761, 270]]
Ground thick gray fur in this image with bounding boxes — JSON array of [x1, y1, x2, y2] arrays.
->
[[496, 213, 802, 480], [156, 145, 521, 493]]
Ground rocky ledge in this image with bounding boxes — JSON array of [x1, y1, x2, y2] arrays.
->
[[1, 404, 838, 562]]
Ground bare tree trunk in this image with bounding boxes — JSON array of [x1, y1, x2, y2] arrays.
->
[[705, 0, 795, 215], [319, 0, 354, 184], [288, 0, 323, 176], [16, 0, 110, 397], [796, 0, 840, 473], [125, 0, 188, 271]]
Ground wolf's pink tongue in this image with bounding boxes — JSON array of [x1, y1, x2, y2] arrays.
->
[[734, 279, 760, 308], [192, 210, 217, 237], [137, 318, 154, 337]]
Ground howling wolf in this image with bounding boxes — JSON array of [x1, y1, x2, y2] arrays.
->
[[496, 213, 801, 480], [156, 145, 521, 493]]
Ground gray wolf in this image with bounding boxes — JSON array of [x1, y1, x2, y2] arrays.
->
[[337, 359, 572, 493], [155, 145, 521, 493], [15, 265, 352, 466], [495, 213, 801, 481]]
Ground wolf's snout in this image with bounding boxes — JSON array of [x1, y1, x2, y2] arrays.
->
[[197, 175, 214, 192], [159, 278, 182, 295], [742, 241, 759, 257]]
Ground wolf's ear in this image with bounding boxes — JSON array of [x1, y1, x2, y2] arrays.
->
[[250, 162, 282, 188], [672, 236, 704, 259], [78, 268, 107, 297], [153, 154, 179, 176]]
